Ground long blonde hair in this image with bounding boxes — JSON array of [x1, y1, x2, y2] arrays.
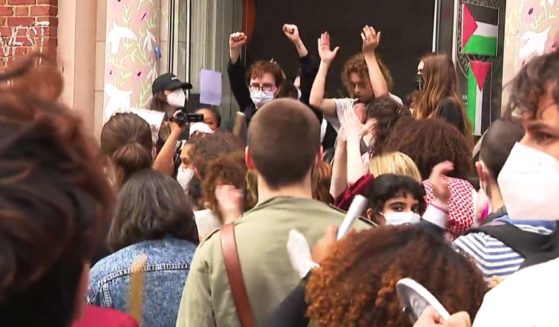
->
[[414, 53, 472, 136]]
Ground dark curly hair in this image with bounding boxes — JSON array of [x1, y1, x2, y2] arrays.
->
[[306, 226, 486, 327], [0, 53, 114, 326], [367, 96, 410, 155], [382, 118, 473, 180]]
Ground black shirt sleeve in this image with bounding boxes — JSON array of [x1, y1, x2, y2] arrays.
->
[[265, 277, 310, 327], [227, 59, 254, 112], [436, 97, 465, 134], [299, 54, 323, 123]]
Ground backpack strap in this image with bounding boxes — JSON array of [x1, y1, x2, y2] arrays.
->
[[470, 222, 554, 261], [221, 223, 256, 327]]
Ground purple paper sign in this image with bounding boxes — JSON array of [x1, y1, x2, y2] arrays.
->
[[200, 69, 222, 106]]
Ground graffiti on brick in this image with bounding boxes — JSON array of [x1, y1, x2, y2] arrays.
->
[[0, 21, 50, 62]]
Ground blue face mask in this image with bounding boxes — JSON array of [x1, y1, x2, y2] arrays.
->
[[250, 89, 274, 108]]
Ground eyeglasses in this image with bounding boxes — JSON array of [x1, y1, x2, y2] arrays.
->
[[249, 83, 276, 93]]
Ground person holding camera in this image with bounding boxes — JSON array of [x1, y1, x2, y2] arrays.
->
[[149, 73, 193, 176]]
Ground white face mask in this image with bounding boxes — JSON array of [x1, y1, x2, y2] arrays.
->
[[167, 89, 186, 108], [498, 142, 559, 220], [383, 211, 421, 226], [250, 89, 274, 108], [176, 166, 195, 192]]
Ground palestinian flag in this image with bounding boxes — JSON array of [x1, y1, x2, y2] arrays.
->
[[467, 60, 491, 135], [462, 4, 499, 57]]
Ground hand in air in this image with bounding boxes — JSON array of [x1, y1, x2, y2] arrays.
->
[[361, 25, 381, 54], [318, 32, 339, 64], [229, 32, 247, 50], [283, 24, 301, 43], [429, 161, 454, 204]]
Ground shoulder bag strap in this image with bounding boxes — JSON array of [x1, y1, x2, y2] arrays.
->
[[221, 223, 256, 327], [470, 223, 549, 258]]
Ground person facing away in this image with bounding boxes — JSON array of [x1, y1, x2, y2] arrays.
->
[[0, 53, 136, 327], [176, 99, 373, 327], [88, 170, 199, 327], [100, 113, 154, 189]]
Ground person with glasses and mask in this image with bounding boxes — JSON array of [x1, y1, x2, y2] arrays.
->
[[228, 32, 285, 126]]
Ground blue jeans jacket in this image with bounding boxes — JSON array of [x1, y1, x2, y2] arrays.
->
[[88, 238, 197, 327]]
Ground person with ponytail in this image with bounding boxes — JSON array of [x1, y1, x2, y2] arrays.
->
[[100, 113, 154, 189]]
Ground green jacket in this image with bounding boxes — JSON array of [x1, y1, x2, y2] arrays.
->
[[176, 196, 373, 327]]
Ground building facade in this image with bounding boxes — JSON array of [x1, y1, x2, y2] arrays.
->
[[1, 0, 557, 136]]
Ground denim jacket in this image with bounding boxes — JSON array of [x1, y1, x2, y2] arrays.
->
[[88, 237, 197, 327]]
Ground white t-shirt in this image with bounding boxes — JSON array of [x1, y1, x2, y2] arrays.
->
[[194, 209, 222, 240], [326, 94, 403, 132], [473, 257, 559, 327]]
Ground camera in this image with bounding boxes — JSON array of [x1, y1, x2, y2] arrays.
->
[[170, 111, 204, 127]]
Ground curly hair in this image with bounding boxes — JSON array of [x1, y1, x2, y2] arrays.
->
[[202, 150, 248, 222], [382, 118, 473, 180], [306, 226, 486, 327], [342, 53, 393, 96], [505, 50, 559, 121], [0, 53, 114, 325]]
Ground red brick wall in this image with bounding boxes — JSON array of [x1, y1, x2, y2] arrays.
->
[[0, 0, 58, 65]]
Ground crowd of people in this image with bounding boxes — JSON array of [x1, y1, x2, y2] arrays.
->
[[1, 22, 559, 327]]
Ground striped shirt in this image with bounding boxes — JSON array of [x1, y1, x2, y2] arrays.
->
[[452, 216, 556, 281]]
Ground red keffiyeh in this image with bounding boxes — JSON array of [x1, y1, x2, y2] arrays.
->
[[423, 177, 475, 237], [334, 174, 375, 211]]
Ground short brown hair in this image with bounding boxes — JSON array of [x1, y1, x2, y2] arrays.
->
[[383, 118, 473, 180], [190, 133, 244, 180], [100, 113, 153, 188], [248, 99, 320, 189], [306, 226, 486, 326], [342, 53, 393, 96], [108, 170, 198, 251], [246, 60, 285, 87]]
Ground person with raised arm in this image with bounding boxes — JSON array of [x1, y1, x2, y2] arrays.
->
[[309, 26, 400, 132], [228, 32, 284, 125]]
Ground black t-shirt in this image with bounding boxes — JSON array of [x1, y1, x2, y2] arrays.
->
[[436, 97, 465, 134]]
